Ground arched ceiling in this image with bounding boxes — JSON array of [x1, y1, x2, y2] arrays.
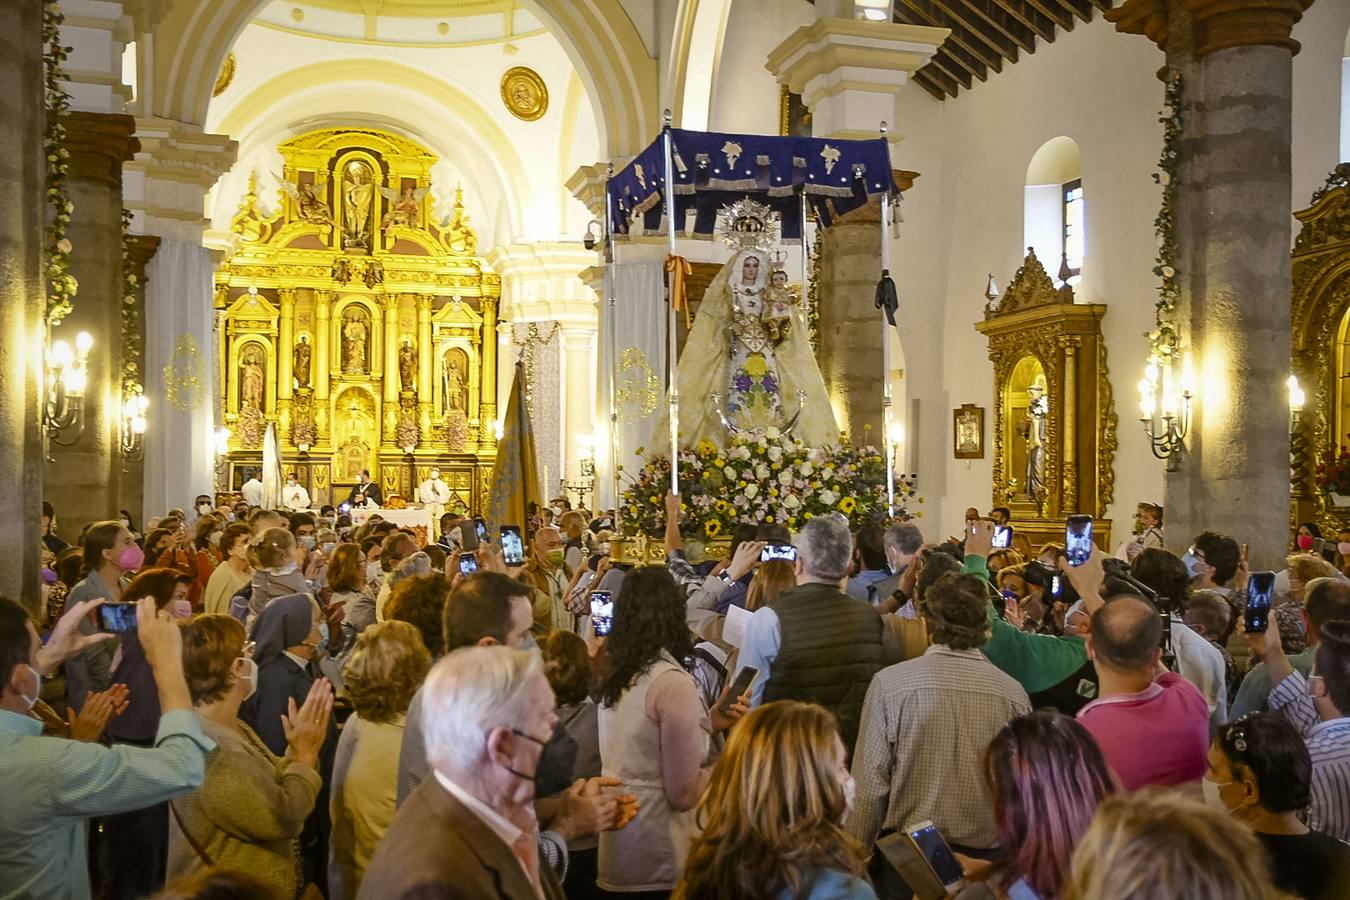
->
[[251, 0, 546, 45], [148, 0, 656, 157]]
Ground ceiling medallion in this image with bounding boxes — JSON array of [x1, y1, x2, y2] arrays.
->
[[500, 66, 548, 122], [212, 52, 236, 97]]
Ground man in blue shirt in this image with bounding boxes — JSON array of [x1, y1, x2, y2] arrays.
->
[[845, 523, 892, 603], [0, 595, 213, 900]]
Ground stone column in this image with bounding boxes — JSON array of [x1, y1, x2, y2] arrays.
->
[[417, 295, 433, 436], [1107, 0, 1312, 569], [818, 220, 883, 442], [0, 0, 49, 611], [561, 327, 596, 483], [47, 112, 138, 529], [118, 235, 159, 525]]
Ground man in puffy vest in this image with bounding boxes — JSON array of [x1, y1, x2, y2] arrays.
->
[[739, 513, 884, 756]]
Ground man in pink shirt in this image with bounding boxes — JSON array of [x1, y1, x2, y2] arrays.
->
[[1076, 593, 1210, 790]]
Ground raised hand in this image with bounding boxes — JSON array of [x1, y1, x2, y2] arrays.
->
[[282, 677, 333, 768], [726, 541, 765, 582], [709, 684, 751, 734], [35, 598, 112, 676]]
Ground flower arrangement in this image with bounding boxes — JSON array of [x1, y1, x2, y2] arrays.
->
[[621, 429, 917, 538], [44, 1, 76, 326], [1315, 442, 1350, 496], [1146, 69, 1182, 364]]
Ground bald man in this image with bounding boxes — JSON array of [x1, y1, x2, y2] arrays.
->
[[517, 526, 571, 634]]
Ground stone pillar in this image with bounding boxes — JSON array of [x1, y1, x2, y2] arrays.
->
[[118, 234, 159, 525], [0, 0, 49, 611], [819, 221, 883, 442], [1107, 0, 1313, 569], [417, 295, 433, 436], [47, 112, 138, 529], [561, 327, 596, 483], [314, 290, 332, 403]]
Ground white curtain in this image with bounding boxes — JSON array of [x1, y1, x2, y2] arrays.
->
[[595, 261, 666, 511], [143, 238, 218, 517]]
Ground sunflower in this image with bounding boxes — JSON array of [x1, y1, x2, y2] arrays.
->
[[839, 496, 858, 515], [705, 520, 722, 538]]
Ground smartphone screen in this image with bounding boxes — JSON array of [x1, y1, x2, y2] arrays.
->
[[1245, 571, 1275, 634], [760, 542, 797, 562], [475, 518, 489, 543], [458, 554, 479, 576], [992, 525, 1012, 549], [500, 526, 525, 566], [1049, 574, 1062, 599], [1065, 515, 1094, 567], [909, 822, 965, 888], [719, 666, 759, 713], [590, 590, 614, 636], [97, 602, 138, 633]]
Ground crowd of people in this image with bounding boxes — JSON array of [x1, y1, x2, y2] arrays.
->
[[4, 492, 1350, 899]]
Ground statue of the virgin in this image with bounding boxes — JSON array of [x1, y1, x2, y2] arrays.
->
[[670, 199, 838, 447]]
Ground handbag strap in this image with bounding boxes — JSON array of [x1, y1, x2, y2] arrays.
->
[[169, 801, 216, 869]]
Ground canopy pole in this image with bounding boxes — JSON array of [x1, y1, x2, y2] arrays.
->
[[604, 162, 620, 532], [799, 190, 811, 343], [879, 121, 896, 518], [662, 111, 680, 497]]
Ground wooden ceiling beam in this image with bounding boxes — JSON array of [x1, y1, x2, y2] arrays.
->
[[1020, 0, 1073, 30], [927, 53, 973, 90], [988, 0, 1055, 41], [1087, 0, 1113, 10], [897, 0, 1004, 72], [1057, 0, 1095, 22], [926, 0, 1023, 58], [950, 0, 1037, 51], [938, 41, 989, 82], [915, 65, 958, 99]]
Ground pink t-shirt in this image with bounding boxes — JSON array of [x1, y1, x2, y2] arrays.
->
[[1077, 672, 1210, 790]]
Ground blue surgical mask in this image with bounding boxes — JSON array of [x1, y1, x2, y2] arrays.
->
[[521, 632, 539, 652], [317, 622, 329, 656], [1182, 551, 1202, 578]]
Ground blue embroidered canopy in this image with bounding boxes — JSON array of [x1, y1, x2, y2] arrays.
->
[[606, 128, 897, 240]]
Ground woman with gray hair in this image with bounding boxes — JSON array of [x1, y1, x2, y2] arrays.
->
[[357, 646, 568, 899]]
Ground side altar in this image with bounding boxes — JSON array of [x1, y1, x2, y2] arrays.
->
[[215, 127, 501, 510]]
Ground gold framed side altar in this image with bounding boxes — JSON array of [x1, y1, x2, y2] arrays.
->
[[1291, 165, 1350, 533], [215, 127, 502, 510], [975, 248, 1117, 551]]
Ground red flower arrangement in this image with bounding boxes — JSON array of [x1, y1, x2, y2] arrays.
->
[[1315, 442, 1350, 495]]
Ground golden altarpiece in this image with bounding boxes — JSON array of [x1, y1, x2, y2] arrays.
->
[[975, 249, 1117, 550], [215, 128, 500, 509], [1291, 164, 1350, 531]]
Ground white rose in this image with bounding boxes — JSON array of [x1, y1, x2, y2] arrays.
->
[[799, 461, 814, 477], [765, 426, 781, 440], [755, 464, 770, 480], [778, 469, 794, 487], [819, 489, 838, 506], [783, 494, 801, 510], [744, 484, 759, 500], [723, 467, 737, 482], [767, 446, 782, 463]]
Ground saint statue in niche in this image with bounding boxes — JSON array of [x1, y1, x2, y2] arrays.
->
[[398, 340, 417, 392], [294, 335, 312, 388], [342, 310, 369, 374], [239, 345, 265, 412], [342, 160, 376, 251], [442, 350, 467, 413], [1020, 375, 1049, 503], [379, 184, 429, 236]]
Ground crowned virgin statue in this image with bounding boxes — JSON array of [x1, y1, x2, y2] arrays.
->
[[671, 199, 838, 447]]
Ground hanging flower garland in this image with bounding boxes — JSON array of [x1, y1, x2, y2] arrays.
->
[[120, 208, 143, 398], [43, 0, 76, 326], [1146, 69, 1182, 363]]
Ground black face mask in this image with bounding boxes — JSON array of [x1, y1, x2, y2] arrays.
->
[[508, 722, 578, 798]]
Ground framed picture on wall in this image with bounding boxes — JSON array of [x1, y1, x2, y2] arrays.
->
[[953, 404, 984, 459]]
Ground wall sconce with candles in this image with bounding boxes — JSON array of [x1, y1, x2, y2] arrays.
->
[[561, 433, 597, 509], [43, 330, 92, 459], [1137, 354, 1194, 471], [1288, 373, 1311, 499], [120, 392, 149, 461]]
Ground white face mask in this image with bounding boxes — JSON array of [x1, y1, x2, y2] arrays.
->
[[841, 774, 856, 823], [429, 471, 440, 480], [1200, 776, 1233, 813], [17, 664, 40, 711], [321, 542, 336, 555], [210, 530, 224, 546], [234, 657, 259, 702], [198, 504, 212, 515], [367, 561, 381, 581]]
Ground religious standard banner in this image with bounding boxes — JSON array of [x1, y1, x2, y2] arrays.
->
[[595, 260, 667, 511], [606, 129, 895, 240]]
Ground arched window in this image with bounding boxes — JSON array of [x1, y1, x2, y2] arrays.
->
[[1024, 136, 1084, 285]]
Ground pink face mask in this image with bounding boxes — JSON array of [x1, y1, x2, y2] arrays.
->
[[117, 544, 145, 571], [171, 599, 192, 618], [1297, 534, 1315, 551]]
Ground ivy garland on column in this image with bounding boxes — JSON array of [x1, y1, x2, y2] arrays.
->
[[120, 209, 143, 398], [43, 0, 76, 326], [1146, 70, 1183, 363]]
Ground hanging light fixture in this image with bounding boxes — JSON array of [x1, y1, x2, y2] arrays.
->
[[1138, 353, 1194, 471], [43, 329, 92, 458]]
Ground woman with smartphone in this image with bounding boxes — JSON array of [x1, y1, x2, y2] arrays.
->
[[64, 520, 144, 712], [596, 566, 747, 897]]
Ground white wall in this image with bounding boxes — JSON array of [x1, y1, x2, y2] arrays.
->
[[878, 4, 1350, 540], [707, 0, 813, 135]]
